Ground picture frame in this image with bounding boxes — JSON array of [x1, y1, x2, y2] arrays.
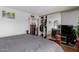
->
[[2, 10, 15, 19]]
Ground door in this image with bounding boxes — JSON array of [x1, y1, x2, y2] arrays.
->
[[30, 24, 36, 35]]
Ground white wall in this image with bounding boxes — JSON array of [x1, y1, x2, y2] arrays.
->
[[61, 9, 79, 26], [0, 7, 30, 38], [47, 13, 61, 35]]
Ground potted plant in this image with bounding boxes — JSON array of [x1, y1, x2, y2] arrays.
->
[[75, 25, 79, 51]]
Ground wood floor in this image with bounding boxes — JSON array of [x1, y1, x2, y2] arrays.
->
[[60, 44, 78, 52]]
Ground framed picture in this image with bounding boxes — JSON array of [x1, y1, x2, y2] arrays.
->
[[2, 10, 15, 19]]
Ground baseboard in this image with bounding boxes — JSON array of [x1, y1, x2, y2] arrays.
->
[[0, 34, 26, 39]]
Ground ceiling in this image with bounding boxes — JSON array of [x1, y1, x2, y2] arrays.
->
[[7, 6, 78, 16]]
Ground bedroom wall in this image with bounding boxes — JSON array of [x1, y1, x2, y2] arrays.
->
[[61, 8, 79, 26], [47, 13, 61, 35], [0, 7, 30, 38]]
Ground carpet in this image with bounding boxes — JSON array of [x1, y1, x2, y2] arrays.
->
[[0, 34, 64, 52]]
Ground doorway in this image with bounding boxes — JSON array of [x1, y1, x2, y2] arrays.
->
[[30, 24, 36, 35]]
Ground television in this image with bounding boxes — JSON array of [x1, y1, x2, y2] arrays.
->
[[61, 25, 73, 35]]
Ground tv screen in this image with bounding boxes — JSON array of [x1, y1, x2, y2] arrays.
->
[[61, 25, 73, 35]]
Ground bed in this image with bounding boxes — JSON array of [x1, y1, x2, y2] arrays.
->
[[0, 34, 64, 52]]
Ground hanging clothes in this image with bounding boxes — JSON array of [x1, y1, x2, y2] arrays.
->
[[40, 24, 43, 32]]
